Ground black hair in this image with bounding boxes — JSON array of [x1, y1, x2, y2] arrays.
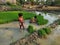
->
[[18, 13, 23, 17], [34, 16, 37, 18], [39, 14, 41, 15]]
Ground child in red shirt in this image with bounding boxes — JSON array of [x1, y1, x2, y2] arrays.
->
[[18, 13, 25, 29]]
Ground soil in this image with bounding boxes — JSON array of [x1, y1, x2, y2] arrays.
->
[[0, 20, 46, 45], [0, 12, 59, 45]]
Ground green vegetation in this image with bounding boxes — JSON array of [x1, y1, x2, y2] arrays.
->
[[43, 27, 51, 34], [38, 27, 51, 38], [37, 15, 48, 25], [0, 11, 36, 24], [54, 0, 60, 6], [0, 11, 18, 24], [59, 21, 60, 25], [23, 12, 36, 20], [27, 25, 34, 34], [17, 0, 60, 6], [56, 19, 60, 25], [0, 11, 48, 25], [38, 29, 46, 38], [58, 19, 60, 25]]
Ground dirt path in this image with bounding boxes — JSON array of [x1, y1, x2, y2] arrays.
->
[[0, 21, 29, 45], [0, 20, 46, 45], [10, 22, 60, 45]]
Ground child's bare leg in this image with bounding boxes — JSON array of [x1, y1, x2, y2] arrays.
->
[[19, 25, 23, 32], [22, 23, 25, 29], [20, 25, 24, 29], [23, 25, 25, 29], [20, 25, 21, 29], [19, 23, 21, 29]]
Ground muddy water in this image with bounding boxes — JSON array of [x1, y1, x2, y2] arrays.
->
[[35, 11, 58, 25], [37, 25, 60, 45], [35, 11, 60, 45], [0, 11, 59, 45], [0, 22, 29, 45], [48, 25, 60, 45]]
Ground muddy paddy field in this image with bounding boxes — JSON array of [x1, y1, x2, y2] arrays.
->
[[0, 11, 60, 45]]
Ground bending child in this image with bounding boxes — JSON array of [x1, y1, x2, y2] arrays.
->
[[30, 16, 37, 23]]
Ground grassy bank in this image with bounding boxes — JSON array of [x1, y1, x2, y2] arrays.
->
[[0, 11, 48, 24], [0, 11, 36, 24]]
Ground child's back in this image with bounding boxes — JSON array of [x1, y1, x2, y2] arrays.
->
[[19, 16, 24, 23], [18, 13, 25, 30]]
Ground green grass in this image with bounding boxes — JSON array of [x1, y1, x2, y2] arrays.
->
[[38, 27, 51, 37], [0, 11, 48, 24], [27, 25, 34, 34], [38, 29, 47, 37], [38, 27, 51, 38], [0, 11, 36, 24], [43, 27, 51, 34], [37, 15, 48, 25]]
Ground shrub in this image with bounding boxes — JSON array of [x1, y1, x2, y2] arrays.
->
[[38, 27, 51, 38], [37, 15, 48, 25], [27, 25, 34, 34], [59, 22, 60, 25], [38, 29, 46, 37], [43, 27, 51, 34], [38, 30, 42, 37]]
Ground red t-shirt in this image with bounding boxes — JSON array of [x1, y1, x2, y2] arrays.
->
[[19, 17, 24, 23]]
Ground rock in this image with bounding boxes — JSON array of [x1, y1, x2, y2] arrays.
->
[[28, 35, 34, 42], [33, 32, 38, 36], [25, 41, 32, 45], [58, 15, 60, 18], [15, 41, 20, 45], [19, 38, 27, 45]]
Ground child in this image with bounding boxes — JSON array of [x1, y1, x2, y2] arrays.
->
[[30, 16, 37, 23], [34, 16, 37, 22], [18, 13, 25, 29]]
